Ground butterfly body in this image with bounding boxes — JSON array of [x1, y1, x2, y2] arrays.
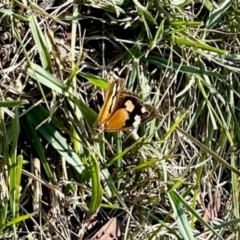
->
[[96, 73, 157, 132]]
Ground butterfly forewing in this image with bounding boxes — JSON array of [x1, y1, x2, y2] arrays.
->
[[103, 92, 157, 132], [97, 75, 125, 125]]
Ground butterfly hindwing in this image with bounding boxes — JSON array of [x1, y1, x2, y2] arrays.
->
[[97, 74, 125, 126]]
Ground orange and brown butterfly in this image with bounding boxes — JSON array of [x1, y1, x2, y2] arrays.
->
[[96, 72, 157, 132]]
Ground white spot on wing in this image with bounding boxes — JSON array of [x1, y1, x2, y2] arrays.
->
[[112, 83, 117, 96], [141, 107, 146, 113], [110, 82, 119, 112], [133, 115, 141, 128], [124, 100, 134, 112], [110, 97, 116, 112]]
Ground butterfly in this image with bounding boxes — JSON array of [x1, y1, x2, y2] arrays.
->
[[96, 72, 157, 132]]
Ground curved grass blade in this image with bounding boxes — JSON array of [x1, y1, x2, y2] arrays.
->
[[24, 106, 85, 175]]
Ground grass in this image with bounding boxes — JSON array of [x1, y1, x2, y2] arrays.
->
[[0, 0, 240, 239]]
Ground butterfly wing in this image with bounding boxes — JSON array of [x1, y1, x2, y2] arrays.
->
[[97, 74, 125, 131], [103, 92, 157, 132]]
